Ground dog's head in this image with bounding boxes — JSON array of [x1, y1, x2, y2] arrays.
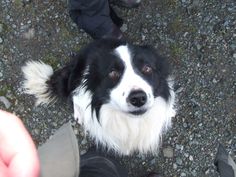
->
[[64, 39, 171, 120]]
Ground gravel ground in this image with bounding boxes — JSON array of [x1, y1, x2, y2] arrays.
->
[[0, 0, 236, 176]]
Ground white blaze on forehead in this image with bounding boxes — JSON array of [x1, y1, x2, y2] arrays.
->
[[115, 45, 132, 63], [111, 45, 154, 112], [114, 45, 137, 88], [114, 45, 148, 89]]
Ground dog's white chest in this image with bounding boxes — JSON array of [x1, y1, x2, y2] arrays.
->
[[73, 87, 176, 155]]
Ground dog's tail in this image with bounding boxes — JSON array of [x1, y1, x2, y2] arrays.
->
[[22, 61, 55, 106]]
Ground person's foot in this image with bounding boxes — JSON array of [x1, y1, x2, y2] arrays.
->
[[102, 24, 124, 40], [75, 13, 124, 40], [146, 172, 163, 177], [110, 0, 141, 8], [110, 5, 124, 28]]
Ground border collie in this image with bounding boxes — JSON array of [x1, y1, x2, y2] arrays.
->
[[22, 39, 176, 155]]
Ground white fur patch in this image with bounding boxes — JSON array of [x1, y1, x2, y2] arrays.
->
[[22, 61, 55, 105]]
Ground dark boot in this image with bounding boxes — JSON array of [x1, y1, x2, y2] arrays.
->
[[146, 172, 163, 177], [110, 0, 141, 8], [68, 0, 124, 39]]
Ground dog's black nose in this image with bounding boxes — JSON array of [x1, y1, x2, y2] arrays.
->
[[127, 90, 147, 107]]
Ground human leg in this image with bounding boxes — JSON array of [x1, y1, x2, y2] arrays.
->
[[68, 0, 123, 39]]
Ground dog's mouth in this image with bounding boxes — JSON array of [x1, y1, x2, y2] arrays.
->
[[129, 109, 147, 116]]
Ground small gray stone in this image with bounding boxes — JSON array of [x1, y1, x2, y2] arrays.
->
[[233, 53, 236, 59], [73, 128, 79, 135], [196, 44, 201, 50], [176, 157, 183, 165], [184, 153, 189, 158], [120, 24, 128, 32], [22, 28, 35, 39], [142, 34, 146, 41], [33, 128, 40, 135], [0, 24, 3, 33], [173, 163, 177, 169], [150, 158, 156, 165], [0, 96, 11, 109], [230, 44, 236, 50], [52, 122, 58, 127], [6, 15, 10, 20], [163, 146, 174, 158], [81, 139, 87, 145], [0, 37, 3, 44], [80, 149, 87, 155], [183, 123, 188, 128], [212, 78, 217, 83], [176, 144, 184, 151]]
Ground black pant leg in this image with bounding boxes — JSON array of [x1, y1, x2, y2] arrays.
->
[[68, 0, 110, 26], [68, 0, 123, 39]]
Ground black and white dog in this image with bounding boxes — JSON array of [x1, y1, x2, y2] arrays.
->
[[22, 39, 176, 155]]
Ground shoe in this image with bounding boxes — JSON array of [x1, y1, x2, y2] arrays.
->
[[74, 13, 124, 40], [109, 0, 141, 8], [146, 172, 163, 177], [110, 5, 124, 28], [102, 24, 124, 40]]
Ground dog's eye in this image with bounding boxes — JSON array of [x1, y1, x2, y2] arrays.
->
[[142, 65, 153, 75], [109, 70, 120, 80]]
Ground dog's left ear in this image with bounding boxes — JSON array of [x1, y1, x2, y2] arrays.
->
[[67, 55, 87, 94], [49, 55, 86, 99], [49, 64, 74, 98]]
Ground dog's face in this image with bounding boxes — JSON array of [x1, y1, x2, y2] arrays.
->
[[108, 45, 169, 116], [71, 39, 170, 119], [109, 45, 155, 115]]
